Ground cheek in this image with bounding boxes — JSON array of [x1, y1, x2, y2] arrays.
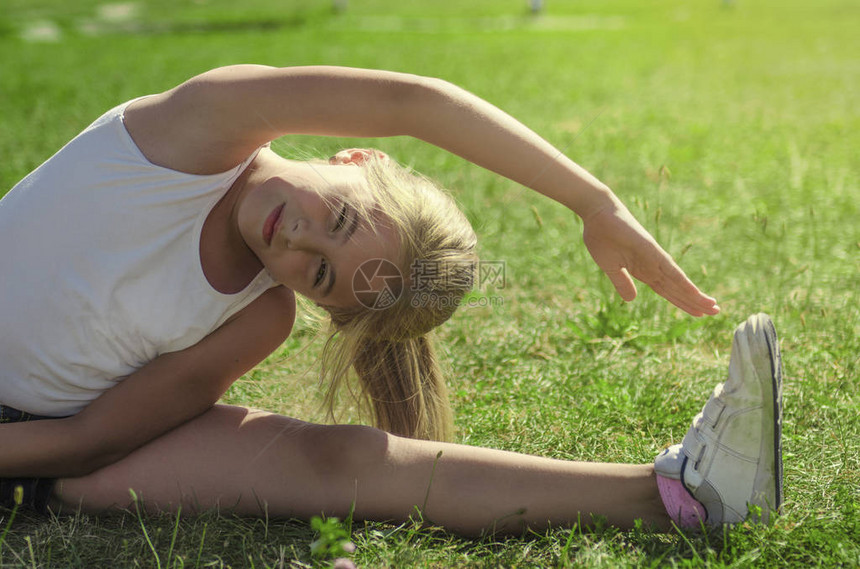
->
[[292, 186, 335, 220], [265, 251, 313, 286]]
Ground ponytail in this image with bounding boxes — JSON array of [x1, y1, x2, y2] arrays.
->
[[315, 151, 477, 443], [353, 335, 453, 441]]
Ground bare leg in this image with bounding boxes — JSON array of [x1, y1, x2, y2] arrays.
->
[[54, 405, 669, 535]]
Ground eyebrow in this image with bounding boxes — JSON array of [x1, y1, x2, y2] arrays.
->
[[321, 207, 362, 299]]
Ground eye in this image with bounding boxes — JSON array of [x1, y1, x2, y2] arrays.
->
[[333, 204, 348, 231], [314, 258, 327, 287]]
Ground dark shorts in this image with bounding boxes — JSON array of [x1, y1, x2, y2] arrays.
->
[[0, 405, 57, 513]]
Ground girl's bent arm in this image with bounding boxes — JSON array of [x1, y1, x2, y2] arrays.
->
[[0, 287, 295, 478]]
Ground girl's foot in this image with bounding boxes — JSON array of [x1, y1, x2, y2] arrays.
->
[[655, 313, 783, 526]]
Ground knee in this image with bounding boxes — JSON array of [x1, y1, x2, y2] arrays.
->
[[298, 423, 392, 482]]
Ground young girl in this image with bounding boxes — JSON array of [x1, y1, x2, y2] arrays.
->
[[0, 65, 781, 534]]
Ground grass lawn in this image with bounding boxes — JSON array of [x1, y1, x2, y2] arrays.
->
[[1, 0, 858, 566]]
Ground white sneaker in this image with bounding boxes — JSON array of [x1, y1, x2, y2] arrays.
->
[[655, 313, 783, 525]]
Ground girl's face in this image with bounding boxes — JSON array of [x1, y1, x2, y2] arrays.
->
[[238, 161, 399, 308]]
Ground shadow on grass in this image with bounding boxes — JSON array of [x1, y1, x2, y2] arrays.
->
[[4, 504, 858, 567]]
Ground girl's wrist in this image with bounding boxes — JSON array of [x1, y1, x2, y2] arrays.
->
[[565, 183, 622, 222]]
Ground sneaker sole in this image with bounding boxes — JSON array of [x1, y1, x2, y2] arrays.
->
[[742, 313, 783, 522]]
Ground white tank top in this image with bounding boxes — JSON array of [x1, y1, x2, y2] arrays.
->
[[0, 99, 276, 416]]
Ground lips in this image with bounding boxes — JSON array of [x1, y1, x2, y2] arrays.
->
[[263, 203, 285, 246]]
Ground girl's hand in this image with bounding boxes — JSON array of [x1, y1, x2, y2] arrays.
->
[[582, 203, 720, 317]]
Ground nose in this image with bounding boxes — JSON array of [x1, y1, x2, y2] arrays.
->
[[283, 217, 329, 253], [284, 217, 308, 250]]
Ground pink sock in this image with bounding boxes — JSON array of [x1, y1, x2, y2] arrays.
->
[[656, 474, 707, 528]]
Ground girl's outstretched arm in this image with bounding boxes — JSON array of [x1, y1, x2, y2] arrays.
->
[[127, 65, 718, 316]]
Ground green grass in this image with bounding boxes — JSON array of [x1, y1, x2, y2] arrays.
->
[[1, 0, 859, 566]]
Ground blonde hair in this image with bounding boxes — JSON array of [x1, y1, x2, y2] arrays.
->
[[319, 155, 477, 441]]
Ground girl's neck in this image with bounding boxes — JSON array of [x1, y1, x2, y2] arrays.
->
[[199, 151, 320, 294], [199, 153, 275, 294]]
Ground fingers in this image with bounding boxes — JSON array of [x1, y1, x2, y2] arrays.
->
[[328, 148, 389, 165], [606, 268, 638, 302], [634, 261, 720, 317], [665, 272, 720, 316], [583, 210, 720, 317], [674, 282, 720, 316], [608, 261, 720, 317], [664, 290, 718, 318]]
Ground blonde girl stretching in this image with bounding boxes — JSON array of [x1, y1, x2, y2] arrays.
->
[[0, 66, 782, 535]]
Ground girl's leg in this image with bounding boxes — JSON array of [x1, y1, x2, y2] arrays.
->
[[54, 405, 668, 535], [55, 314, 781, 535]]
